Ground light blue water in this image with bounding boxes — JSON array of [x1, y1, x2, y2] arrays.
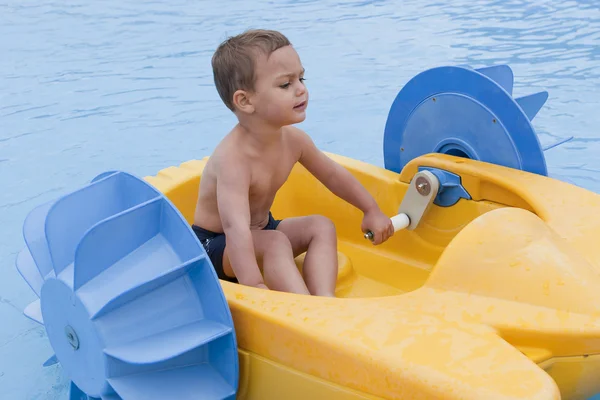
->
[[1, 0, 599, 399]]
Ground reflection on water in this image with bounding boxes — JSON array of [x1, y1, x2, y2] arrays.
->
[[1, 0, 599, 398]]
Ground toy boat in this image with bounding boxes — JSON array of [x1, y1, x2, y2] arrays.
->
[[15, 65, 600, 400]]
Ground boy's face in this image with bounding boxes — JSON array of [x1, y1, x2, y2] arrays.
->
[[248, 45, 308, 126]]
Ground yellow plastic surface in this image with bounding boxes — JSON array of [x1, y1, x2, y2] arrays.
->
[[144, 153, 600, 400]]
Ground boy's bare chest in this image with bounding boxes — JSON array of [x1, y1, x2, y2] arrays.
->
[[248, 150, 296, 198]]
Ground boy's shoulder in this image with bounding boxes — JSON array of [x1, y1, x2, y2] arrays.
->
[[283, 125, 321, 157], [207, 130, 248, 175], [210, 125, 315, 169], [283, 125, 313, 148]]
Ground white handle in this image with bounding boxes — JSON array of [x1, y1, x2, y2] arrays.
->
[[391, 213, 410, 231], [364, 213, 410, 241]]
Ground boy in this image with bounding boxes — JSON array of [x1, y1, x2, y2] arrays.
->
[[192, 29, 394, 297]]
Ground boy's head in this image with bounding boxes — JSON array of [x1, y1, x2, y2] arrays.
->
[[212, 29, 308, 126]]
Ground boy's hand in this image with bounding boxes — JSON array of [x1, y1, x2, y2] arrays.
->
[[361, 208, 394, 245]]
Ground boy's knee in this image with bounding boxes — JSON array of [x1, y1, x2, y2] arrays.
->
[[264, 230, 293, 252], [310, 215, 336, 238]]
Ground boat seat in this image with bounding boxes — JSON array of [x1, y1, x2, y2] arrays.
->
[[294, 251, 356, 289]]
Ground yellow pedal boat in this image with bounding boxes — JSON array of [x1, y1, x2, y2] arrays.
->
[[146, 149, 600, 400], [17, 65, 600, 400]]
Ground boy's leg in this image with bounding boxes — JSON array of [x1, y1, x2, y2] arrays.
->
[[275, 215, 338, 297], [221, 230, 311, 295]]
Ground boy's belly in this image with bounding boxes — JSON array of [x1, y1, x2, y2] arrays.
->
[[248, 197, 278, 230]]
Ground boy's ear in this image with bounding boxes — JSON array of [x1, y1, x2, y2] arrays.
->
[[232, 89, 255, 114]]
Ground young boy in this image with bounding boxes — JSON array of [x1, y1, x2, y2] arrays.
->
[[192, 29, 394, 297]]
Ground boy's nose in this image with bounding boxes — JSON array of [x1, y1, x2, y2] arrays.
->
[[296, 82, 306, 96]]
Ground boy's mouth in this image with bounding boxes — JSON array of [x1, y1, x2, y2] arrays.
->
[[293, 101, 307, 111]]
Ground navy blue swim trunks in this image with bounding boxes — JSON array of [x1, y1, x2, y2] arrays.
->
[[192, 212, 282, 283]]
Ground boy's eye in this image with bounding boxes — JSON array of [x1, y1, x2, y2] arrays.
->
[[279, 77, 306, 89]]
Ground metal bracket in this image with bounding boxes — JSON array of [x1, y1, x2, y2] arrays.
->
[[418, 167, 471, 207], [399, 170, 440, 230]]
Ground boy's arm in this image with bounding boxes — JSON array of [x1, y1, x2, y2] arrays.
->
[[293, 127, 377, 212], [292, 127, 394, 244], [216, 161, 267, 289]]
